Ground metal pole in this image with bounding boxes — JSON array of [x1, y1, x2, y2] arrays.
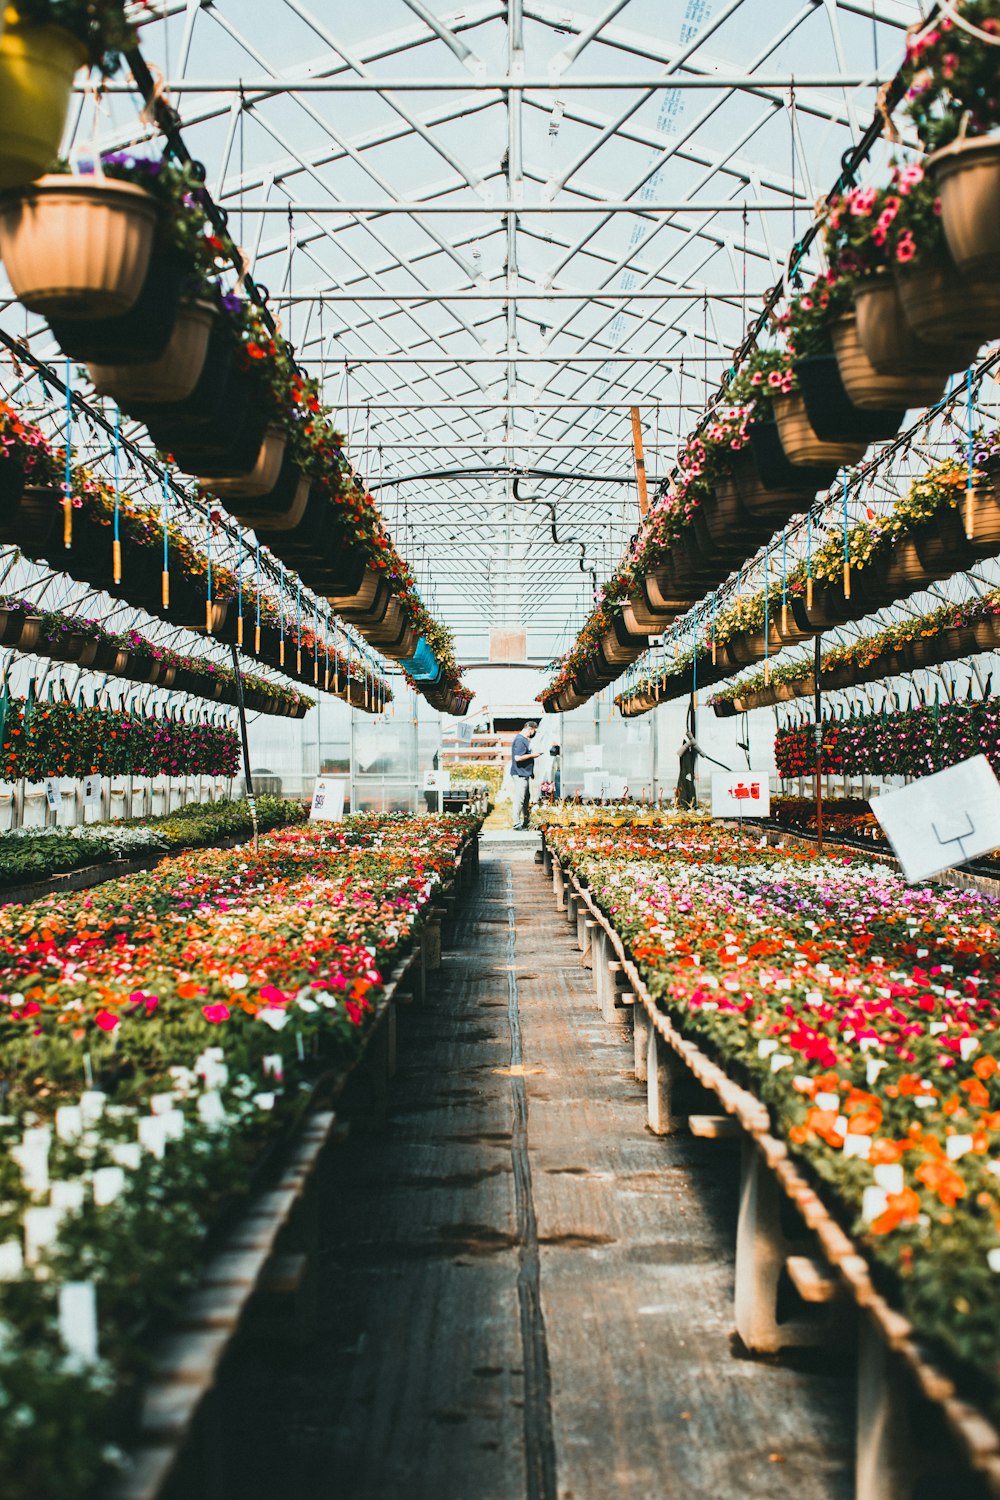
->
[[230, 644, 258, 854], [814, 633, 823, 855]]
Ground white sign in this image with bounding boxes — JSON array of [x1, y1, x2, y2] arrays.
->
[[583, 771, 627, 799], [44, 778, 61, 811], [83, 776, 102, 807], [712, 771, 771, 819], [584, 745, 604, 770], [309, 777, 346, 822], [870, 755, 1000, 883], [423, 769, 451, 791]]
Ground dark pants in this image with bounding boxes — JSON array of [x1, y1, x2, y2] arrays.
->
[[513, 776, 531, 828]]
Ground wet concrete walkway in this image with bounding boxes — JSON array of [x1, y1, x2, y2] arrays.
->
[[224, 847, 853, 1500]]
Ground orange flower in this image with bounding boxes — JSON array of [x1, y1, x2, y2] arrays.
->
[[915, 1157, 966, 1207], [870, 1187, 921, 1236]]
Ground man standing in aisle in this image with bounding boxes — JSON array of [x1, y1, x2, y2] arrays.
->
[[511, 718, 543, 829]]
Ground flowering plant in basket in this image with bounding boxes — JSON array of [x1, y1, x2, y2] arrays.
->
[[824, 159, 931, 277], [903, 0, 1000, 150], [15, 0, 136, 71]]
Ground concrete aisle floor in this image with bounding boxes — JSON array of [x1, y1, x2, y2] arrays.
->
[[223, 848, 854, 1500]]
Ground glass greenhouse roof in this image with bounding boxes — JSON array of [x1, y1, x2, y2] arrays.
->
[[2, 0, 954, 668]]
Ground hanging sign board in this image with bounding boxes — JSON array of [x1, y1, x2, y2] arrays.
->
[[869, 755, 1000, 883], [309, 777, 345, 822], [583, 771, 627, 800], [712, 771, 771, 819], [83, 776, 102, 807], [424, 770, 451, 791], [44, 778, 61, 812]]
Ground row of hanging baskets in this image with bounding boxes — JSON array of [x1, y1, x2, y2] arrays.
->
[[0, 599, 315, 717], [712, 606, 1000, 718], [0, 137, 462, 706]]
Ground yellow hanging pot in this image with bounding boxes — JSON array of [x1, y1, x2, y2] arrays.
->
[[0, 6, 87, 191]]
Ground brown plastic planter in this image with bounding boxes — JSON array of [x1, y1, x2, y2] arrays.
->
[[0, 175, 158, 318]]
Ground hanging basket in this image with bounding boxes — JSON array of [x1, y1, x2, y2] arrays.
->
[[713, 698, 739, 719], [880, 537, 937, 600], [704, 474, 765, 543], [327, 568, 391, 626], [942, 624, 981, 660], [852, 273, 976, 380], [960, 481, 1000, 559], [0, 453, 25, 523], [773, 392, 867, 469], [0, 174, 159, 319], [830, 312, 947, 413], [746, 419, 835, 496], [0, 483, 61, 555], [91, 638, 126, 674], [929, 135, 1000, 285], [911, 507, 976, 579], [973, 615, 1000, 653], [793, 352, 904, 442], [0, 605, 38, 649], [642, 565, 690, 615], [230, 471, 311, 534], [48, 246, 190, 366], [895, 254, 1000, 345], [199, 427, 288, 501], [0, 10, 86, 191], [123, 652, 161, 686], [89, 299, 215, 407]]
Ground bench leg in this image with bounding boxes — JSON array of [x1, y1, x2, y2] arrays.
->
[[633, 1001, 650, 1083], [553, 863, 565, 911], [646, 1028, 684, 1135], [734, 1139, 825, 1352]]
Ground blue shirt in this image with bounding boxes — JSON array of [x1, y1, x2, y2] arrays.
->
[[511, 732, 534, 778]]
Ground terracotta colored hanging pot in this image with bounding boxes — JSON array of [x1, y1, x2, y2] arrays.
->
[[830, 312, 947, 413], [852, 273, 977, 381], [0, 605, 39, 650], [89, 299, 215, 407], [200, 428, 288, 501], [974, 615, 1000, 653], [48, 246, 190, 366], [230, 472, 311, 535], [960, 481, 1000, 559], [880, 537, 938, 600], [704, 474, 764, 543], [0, 8, 86, 190], [642, 564, 691, 614], [745, 419, 836, 497], [0, 174, 158, 318], [929, 135, 1000, 285], [895, 253, 1000, 345], [772, 392, 867, 469], [794, 352, 904, 442]]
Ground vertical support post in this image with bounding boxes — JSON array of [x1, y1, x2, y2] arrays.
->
[[734, 1139, 821, 1352], [230, 643, 258, 853], [633, 998, 650, 1082], [630, 405, 648, 517], [856, 1316, 916, 1500], [814, 632, 824, 854], [646, 1027, 677, 1135]]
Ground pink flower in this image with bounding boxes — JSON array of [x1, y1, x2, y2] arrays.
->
[[95, 1009, 119, 1032], [259, 984, 290, 1005], [895, 230, 917, 264], [849, 186, 877, 215], [202, 1002, 231, 1024]]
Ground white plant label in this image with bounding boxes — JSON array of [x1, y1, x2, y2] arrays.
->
[[711, 772, 771, 819], [870, 755, 1000, 883], [58, 1282, 99, 1366], [309, 777, 345, 822]]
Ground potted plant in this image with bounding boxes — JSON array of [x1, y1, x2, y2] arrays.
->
[[0, 167, 159, 318], [0, 399, 64, 546], [0, 2, 134, 191], [824, 168, 975, 406], [905, 2, 1000, 285], [775, 274, 905, 444]]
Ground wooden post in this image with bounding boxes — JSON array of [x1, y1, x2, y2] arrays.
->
[[633, 1001, 650, 1083], [814, 632, 824, 854], [630, 406, 649, 517]]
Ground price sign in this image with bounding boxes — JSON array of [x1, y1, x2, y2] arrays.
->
[[83, 776, 102, 807], [424, 770, 451, 791], [44, 778, 61, 812], [870, 755, 1000, 883], [309, 777, 345, 822], [712, 771, 771, 819]]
